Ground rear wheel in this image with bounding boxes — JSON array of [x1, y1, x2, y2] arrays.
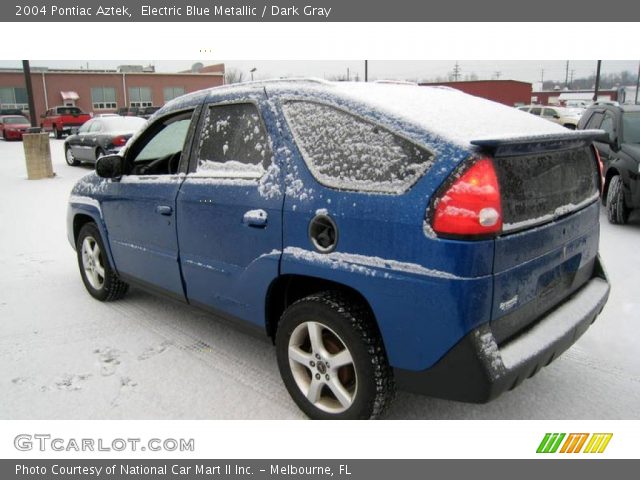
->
[[54, 126, 63, 139], [606, 175, 630, 224], [276, 291, 395, 419], [76, 223, 128, 301], [95, 147, 106, 161], [65, 146, 80, 166]]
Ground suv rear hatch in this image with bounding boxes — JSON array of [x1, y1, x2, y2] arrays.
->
[[471, 132, 602, 346]]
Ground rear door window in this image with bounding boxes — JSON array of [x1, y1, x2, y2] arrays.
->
[[195, 103, 271, 178], [282, 101, 434, 194]]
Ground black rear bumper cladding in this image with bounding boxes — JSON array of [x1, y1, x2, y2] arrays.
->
[[394, 255, 610, 403]]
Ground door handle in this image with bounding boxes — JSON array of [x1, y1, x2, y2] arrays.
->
[[243, 209, 268, 228], [156, 205, 173, 216]]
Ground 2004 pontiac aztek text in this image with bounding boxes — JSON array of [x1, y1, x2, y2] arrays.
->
[[67, 80, 610, 419]]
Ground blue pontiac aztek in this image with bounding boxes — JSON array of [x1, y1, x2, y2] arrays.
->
[[67, 80, 610, 419]]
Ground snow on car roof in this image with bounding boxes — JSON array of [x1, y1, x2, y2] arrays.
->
[[175, 78, 566, 148], [331, 82, 565, 147]]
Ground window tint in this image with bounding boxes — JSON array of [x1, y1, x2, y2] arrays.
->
[[585, 112, 604, 129], [196, 103, 270, 177], [622, 112, 640, 144], [132, 113, 192, 163], [283, 101, 434, 194], [530, 108, 542, 115], [600, 114, 615, 136]]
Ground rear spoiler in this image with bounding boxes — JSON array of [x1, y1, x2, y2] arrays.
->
[[470, 129, 607, 156]]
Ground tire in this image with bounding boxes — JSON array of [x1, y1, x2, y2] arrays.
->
[[65, 146, 80, 166], [606, 175, 630, 224], [276, 291, 395, 420], [54, 126, 63, 139], [95, 147, 106, 161], [76, 223, 129, 301]]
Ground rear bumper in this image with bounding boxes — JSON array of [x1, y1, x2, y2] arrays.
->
[[394, 255, 610, 403]]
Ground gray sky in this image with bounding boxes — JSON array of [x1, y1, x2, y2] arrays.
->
[[1, 60, 638, 85]]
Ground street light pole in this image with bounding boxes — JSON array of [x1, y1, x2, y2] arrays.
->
[[250, 67, 257, 81]]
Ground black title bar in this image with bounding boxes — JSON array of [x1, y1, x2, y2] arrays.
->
[[4, 0, 640, 22]]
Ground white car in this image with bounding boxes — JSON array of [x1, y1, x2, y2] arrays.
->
[[517, 105, 583, 130]]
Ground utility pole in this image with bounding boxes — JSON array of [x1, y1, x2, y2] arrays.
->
[[347, 67, 350, 81], [22, 60, 37, 128], [569, 69, 576, 88], [593, 60, 602, 102], [494, 71, 502, 80], [565, 60, 570, 88], [540, 68, 544, 86], [452, 61, 461, 81], [365, 60, 368, 82]]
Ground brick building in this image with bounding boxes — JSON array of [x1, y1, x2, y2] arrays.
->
[[0, 64, 225, 119], [419, 80, 532, 106]]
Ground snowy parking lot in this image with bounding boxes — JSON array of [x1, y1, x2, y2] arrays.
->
[[1, 138, 639, 420]]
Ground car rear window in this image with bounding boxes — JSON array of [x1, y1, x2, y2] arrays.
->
[[283, 101, 434, 194], [57, 107, 82, 115], [494, 145, 599, 232]]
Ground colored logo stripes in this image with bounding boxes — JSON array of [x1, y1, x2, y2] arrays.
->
[[537, 433, 612, 454]]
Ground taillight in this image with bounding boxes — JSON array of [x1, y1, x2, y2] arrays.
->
[[431, 157, 503, 237], [593, 146, 604, 191], [112, 135, 127, 147]]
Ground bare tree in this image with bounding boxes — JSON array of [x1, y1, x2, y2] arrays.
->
[[225, 68, 244, 84]]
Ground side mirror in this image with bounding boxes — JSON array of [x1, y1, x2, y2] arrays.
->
[[96, 154, 124, 178], [553, 114, 560, 119]]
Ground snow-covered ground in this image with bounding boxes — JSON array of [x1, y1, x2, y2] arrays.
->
[[1, 138, 639, 419]]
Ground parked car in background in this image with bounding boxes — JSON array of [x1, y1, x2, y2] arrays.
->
[[517, 105, 582, 129], [0, 108, 28, 118], [578, 103, 640, 224], [117, 107, 140, 117], [41, 106, 92, 139], [138, 106, 161, 119], [0, 115, 31, 140], [67, 80, 609, 419], [64, 116, 146, 166]]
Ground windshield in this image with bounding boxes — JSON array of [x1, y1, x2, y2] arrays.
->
[[102, 116, 146, 132], [622, 112, 640, 144], [3, 116, 29, 124]]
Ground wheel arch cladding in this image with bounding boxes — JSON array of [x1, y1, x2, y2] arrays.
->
[[265, 274, 382, 341], [72, 211, 117, 271]]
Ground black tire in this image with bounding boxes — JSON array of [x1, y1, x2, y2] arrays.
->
[[65, 146, 80, 166], [54, 126, 63, 139], [95, 147, 106, 162], [76, 223, 129, 301], [606, 175, 630, 224], [276, 291, 395, 420]]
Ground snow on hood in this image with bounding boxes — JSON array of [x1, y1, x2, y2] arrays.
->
[[332, 82, 565, 147]]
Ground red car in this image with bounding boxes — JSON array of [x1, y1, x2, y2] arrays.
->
[[41, 106, 91, 139], [0, 115, 31, 140]]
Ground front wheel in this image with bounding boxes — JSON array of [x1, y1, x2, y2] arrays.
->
[[76, 223, 129, 301], [65, 146, 80, 166], [606, 175, 630, 224], [276, 291, 395, 419]]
